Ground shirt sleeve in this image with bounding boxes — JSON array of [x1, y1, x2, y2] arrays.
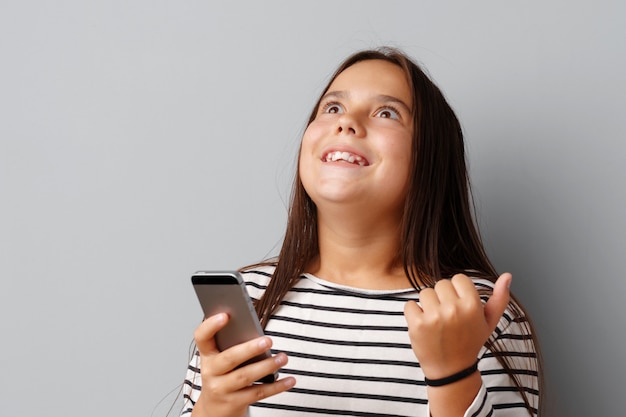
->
[[461, 305, 540, 417], [180, 351, 202, 417]]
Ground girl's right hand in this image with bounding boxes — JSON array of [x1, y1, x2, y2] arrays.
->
[[191, 313, 296, 417]]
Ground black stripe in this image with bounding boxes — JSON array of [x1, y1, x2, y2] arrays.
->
[[271, 314, 408, 331], [481, 369, 539, 377], [502, 311, 514, 322], [266, 330, 412, 349], [252, 402, 412, 417], [279, 299, 406, 316], [499, 333, 534, 341], [494, 402, 538, 414], [280, 349, 420, 368], [245, 280, 268, 292], [512, 316, 529, 324], [182, 394, 196, 405], [288, 285, 418, 301], [183, 379, 202, 391], [281, 367, 424, 386], [285, 387, 428, 405], [487, 385, 540, 396], [483, 351, 538, 359], [470, 387, 488, 417], [241, 269, 273, 279]]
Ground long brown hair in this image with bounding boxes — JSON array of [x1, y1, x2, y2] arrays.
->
[[248, 47, 541, 415]]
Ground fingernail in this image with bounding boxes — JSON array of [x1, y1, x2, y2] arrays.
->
[[258, 337, 270, 349], [213, 313, 227, 323], [275, 353, 287, 365], [283, 377, 296, 388]]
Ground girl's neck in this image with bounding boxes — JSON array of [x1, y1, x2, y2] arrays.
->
[[307, 208, 411, 290]]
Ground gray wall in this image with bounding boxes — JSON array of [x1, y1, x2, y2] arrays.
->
[[1, 1, 623, 416]]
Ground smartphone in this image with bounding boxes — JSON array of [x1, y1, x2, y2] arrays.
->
[[191, 271, 277, 383]]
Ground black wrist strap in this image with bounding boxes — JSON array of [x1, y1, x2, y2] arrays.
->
[[424, 360, 479, 387]]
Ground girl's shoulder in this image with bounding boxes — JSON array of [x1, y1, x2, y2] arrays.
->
[[469, 276, 532, 341], [239, 264, 276, 300]]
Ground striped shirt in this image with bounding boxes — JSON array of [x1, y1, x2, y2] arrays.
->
[[181, 266, 539, 417]]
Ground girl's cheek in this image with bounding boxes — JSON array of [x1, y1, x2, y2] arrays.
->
[[300, 124, 324, 154], [306, 118, 333, 138], [302, 124, 318, 143]]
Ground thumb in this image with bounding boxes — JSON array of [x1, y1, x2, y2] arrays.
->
[[484, 273, 512, 331]]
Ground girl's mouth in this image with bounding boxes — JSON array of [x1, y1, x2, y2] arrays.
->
[[322, 151, 369, 166]]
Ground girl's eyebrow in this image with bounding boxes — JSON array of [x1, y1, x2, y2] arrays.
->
[[322, 90, 413, 114]]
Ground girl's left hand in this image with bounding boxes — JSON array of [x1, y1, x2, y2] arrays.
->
[[403, 273, 511, 379]]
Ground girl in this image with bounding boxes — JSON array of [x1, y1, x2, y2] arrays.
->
[[181, 47, 541, 417]]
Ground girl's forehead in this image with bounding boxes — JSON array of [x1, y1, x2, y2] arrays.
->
[[327, 60, 413, 109]]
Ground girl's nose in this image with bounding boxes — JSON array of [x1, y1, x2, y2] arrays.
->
[[336, 114, 365, 137]]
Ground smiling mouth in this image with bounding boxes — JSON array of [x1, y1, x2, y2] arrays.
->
[[322, 151, 368, 166]]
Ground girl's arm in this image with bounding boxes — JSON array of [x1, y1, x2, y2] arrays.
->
[[405, 273, 537, 416]]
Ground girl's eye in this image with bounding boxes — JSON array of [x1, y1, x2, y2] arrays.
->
[[322, 102, 344, 114], [375, 107, 400, 120]]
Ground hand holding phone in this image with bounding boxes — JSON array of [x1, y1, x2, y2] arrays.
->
[[192, 271, 277, 383]]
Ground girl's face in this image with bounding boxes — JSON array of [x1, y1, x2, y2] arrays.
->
[[299, 59, 414, 218]]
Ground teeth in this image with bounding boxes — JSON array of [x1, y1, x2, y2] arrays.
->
[[324, 151, 366, 166]]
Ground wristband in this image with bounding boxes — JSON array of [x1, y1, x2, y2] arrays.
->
[[424, 360, 479, 387]]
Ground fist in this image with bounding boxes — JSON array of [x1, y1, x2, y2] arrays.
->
[[403, 273, 511, 379]]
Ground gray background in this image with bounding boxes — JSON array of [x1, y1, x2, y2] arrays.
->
[[1, 1, 624, 416]]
